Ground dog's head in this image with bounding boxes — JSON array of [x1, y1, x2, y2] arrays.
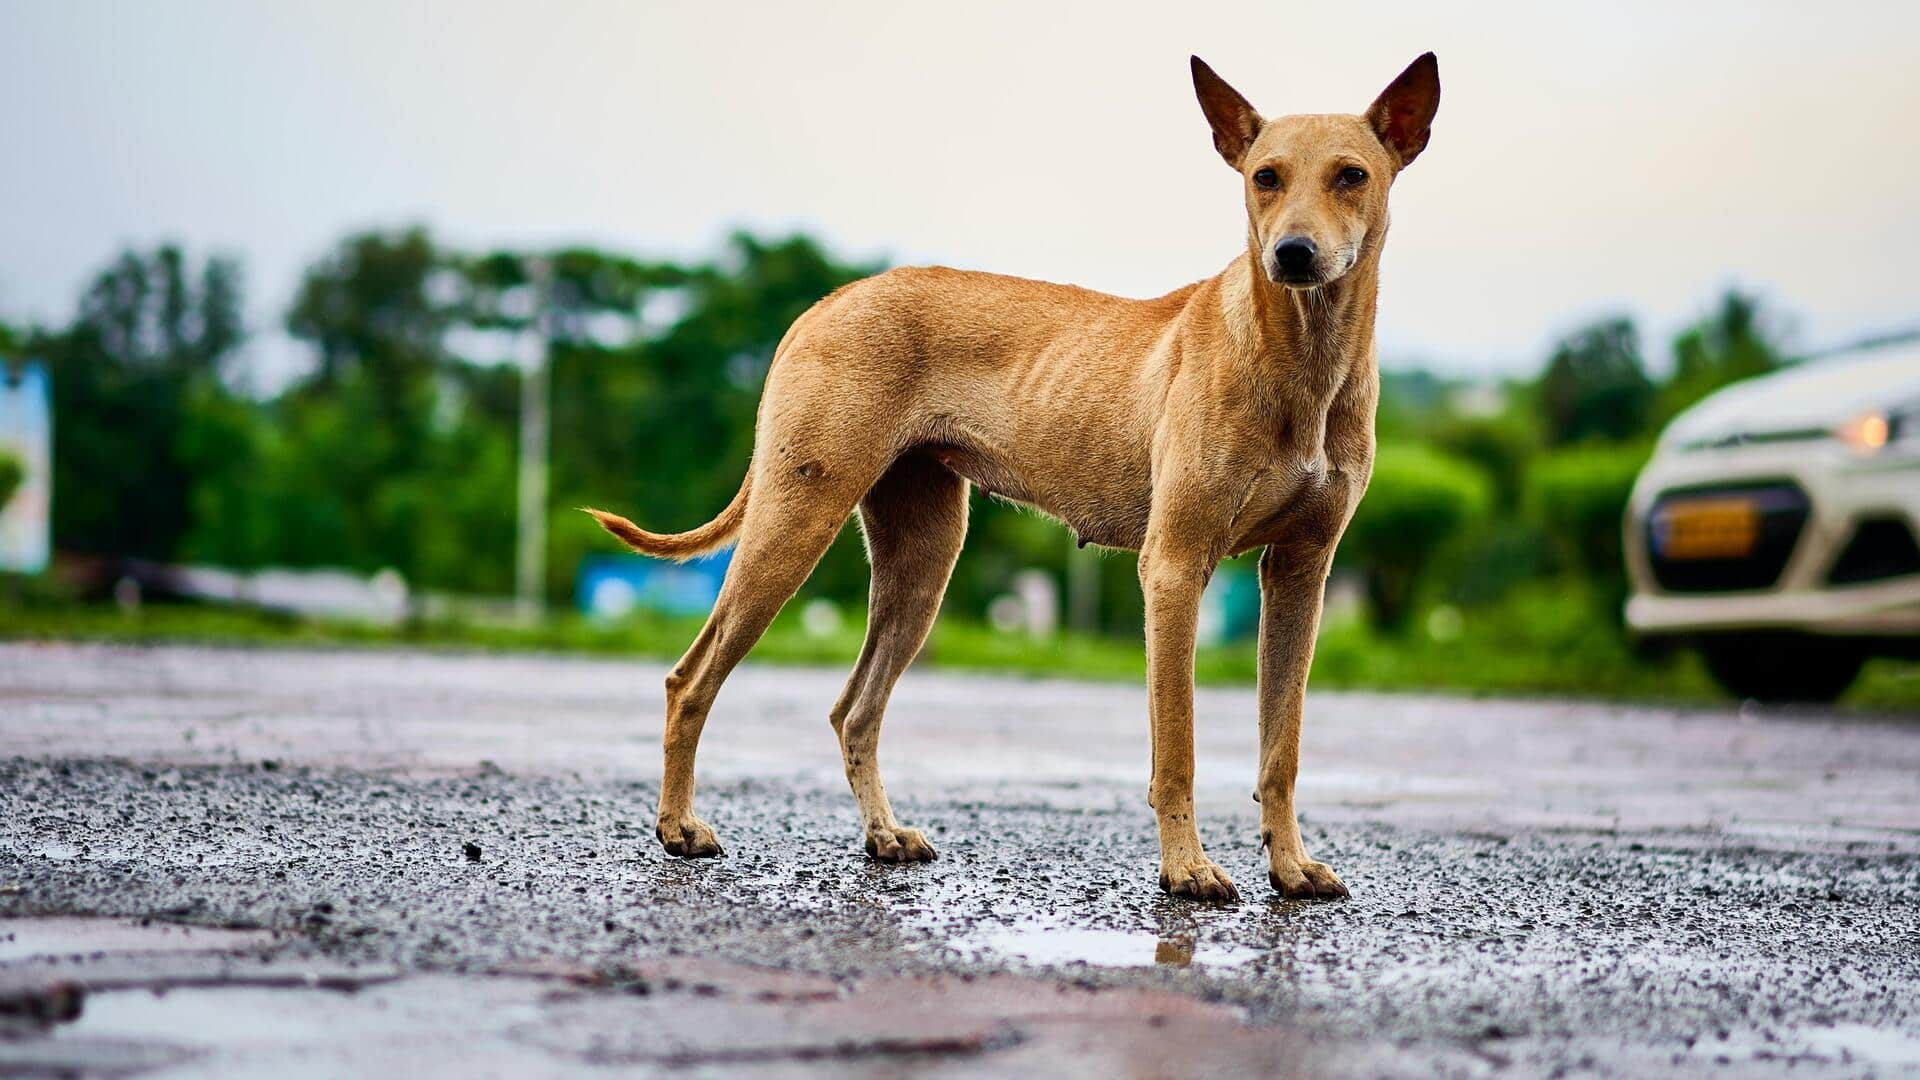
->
[[1191, 54, 1439, 290]]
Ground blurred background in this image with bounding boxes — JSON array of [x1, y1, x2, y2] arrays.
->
[[1, 0, 1916, 706]]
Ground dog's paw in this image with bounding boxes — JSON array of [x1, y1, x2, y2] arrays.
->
[[864, 825, 937, 863], [1268, 856, 1347, 899], [656, 815, 724, 858], [1158, 856, 1239, 903]]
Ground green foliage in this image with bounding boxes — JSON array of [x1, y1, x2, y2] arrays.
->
[[544, 232, 880, 604], [941, 499, 1147, 633], [1523, 444, 1650, 617], [1339, 443, 1491, 630], [29, 230, 882, 605], [41, 245, 244, 558], [175, 226, 519, 593], [1430, 408, 1538, 509], [1540, 316, 1655, 445], [1662, 290, 1786, 421], [1374, 368, 1453, 440], [174, 381, 278, 570], [1436, 519, 1555, 609], [288, 228, 449, 392]]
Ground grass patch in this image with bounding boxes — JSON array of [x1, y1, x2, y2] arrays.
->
[[4, 593, 1916, 711]]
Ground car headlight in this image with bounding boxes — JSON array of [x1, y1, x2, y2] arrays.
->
[[1836, 411, 1891, 453], [1836, 407, 1913, 455]]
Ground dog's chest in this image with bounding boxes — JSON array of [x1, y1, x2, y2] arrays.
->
[[1225, 457, 1344, 554]]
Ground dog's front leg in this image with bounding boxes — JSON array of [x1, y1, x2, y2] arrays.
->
[[1255, 539, 1348, 898], [1139, 541, 1237, 902]]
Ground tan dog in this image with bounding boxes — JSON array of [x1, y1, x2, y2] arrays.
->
[[588, 53, 1439, 901]]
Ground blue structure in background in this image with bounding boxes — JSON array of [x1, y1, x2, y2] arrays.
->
[[576, 550, 733, 619], [1197, 563, 1261, 645], [0, 360, 52, 574]]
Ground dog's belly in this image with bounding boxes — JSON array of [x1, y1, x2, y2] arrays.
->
[[923, 442, 1148, 550]]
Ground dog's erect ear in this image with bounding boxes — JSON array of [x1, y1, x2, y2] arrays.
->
[[1191, 56, 1263, 170], [1366, 53, 1440, 168]]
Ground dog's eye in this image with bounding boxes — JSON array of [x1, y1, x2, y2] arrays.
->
[[1336, 166, 1369, 188], [1251, 167, 1279, 190]]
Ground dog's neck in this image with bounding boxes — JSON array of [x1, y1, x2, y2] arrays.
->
[[1220, 245, 1380, 412]]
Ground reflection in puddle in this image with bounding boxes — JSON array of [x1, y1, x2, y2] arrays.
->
[[1688, 1021, 1920, 1070], [0, 917, 278, 962], [1772, 1023, 1920, 1069], [955, 919, 1261, 969]]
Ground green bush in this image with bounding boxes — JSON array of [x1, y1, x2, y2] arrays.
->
[[1431, 410, 1538, 510], [1524, 443, 1650, 605], [1339, 443, 1491, 630], [1438, 518, 1555, 608]]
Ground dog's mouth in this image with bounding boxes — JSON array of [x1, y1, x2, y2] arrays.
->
[[1265, 263, 1328, 290], [1264, 247, 1358, 290]]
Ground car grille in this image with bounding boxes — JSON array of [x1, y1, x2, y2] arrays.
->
[[1646, 480, 1810, 593]]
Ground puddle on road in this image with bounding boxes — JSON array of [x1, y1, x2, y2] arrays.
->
[[1694, 1021, 1920, 1070], [1796, 1023, 1920, 1067], [66, 983, 347, 1045], [0, 916, 278, 963], [950, 919, 1262, 969]]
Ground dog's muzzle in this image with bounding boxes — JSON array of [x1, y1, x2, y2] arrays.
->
[[1270, 235, 1321, 286]]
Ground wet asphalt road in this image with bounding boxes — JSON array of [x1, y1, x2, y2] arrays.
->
[[1, 642, 1918, 1077]]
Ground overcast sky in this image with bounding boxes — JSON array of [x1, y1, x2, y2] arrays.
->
[[4, 0, 1917, 380]]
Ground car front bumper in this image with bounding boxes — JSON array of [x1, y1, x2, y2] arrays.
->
[[1624, 439, 1920, 640]]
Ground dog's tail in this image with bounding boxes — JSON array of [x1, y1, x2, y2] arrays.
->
[[582, 468, 751, 563]]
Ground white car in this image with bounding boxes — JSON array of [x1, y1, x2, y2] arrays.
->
[[1624, 345, 1920, 701]]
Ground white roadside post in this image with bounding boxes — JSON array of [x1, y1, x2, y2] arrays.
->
[[1067, 534, 1100, 633], [514, 257, 552, 624]]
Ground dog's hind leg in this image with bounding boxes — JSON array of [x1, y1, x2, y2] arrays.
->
[[828, 453, 968, 862], [653, 460, 874, 859]]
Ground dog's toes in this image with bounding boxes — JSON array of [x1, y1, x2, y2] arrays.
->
[[1270, 859, 1347, 899], [1303, 861, 1348, 897], [891, 827, 938, 862], [864, 826, 937, 863], [1160, 858, 1239, 903], [657, 816, 724, 859]]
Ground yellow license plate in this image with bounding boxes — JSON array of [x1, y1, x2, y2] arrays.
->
[[1654, 497, 1760, 560]]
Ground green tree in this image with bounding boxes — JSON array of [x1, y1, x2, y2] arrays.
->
[[547, 233, 880, 604], [260, 228, 526, 593], [175, 229, 883, 604], [1661, 290, 1786, 420], [288, 228, 449, 391], [41, 245, 245, 559], [1539, 317, 1655, 445]]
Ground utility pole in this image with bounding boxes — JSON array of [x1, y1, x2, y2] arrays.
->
[[514, 257, 552, 623]]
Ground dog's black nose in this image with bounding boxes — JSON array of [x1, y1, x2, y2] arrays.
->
[[1273, 236, 1319, 277]]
